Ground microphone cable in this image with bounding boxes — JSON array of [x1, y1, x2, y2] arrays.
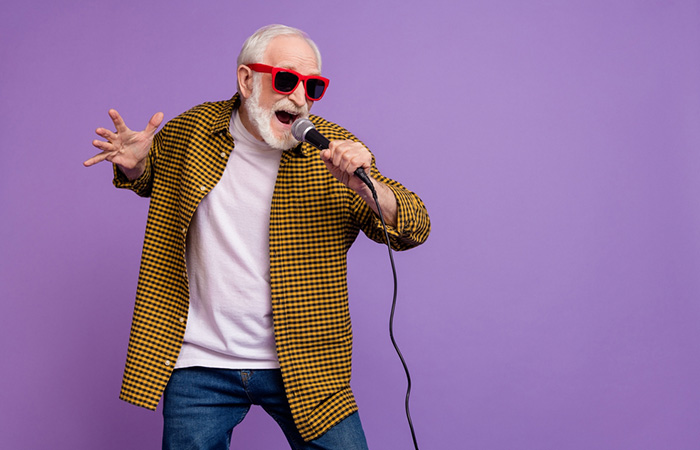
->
[[360, 172, 420, 450], [291, 119, 421, 448]]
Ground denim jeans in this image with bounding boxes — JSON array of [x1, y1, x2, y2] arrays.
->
[[162, 367, 369, 450]]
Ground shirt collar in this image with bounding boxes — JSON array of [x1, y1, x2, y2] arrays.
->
[[210, 93, 314, 158], [208, 94, 240, 136]]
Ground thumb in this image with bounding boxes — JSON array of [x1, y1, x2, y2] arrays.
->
[[145, 112, 164, 135]]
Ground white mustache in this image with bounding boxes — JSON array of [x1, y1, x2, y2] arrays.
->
[[273, 98, 309, 117]]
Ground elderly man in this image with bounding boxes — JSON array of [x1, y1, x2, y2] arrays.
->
[[85, 24, 430, 449]]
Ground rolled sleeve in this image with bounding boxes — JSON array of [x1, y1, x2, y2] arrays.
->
[[361, 181, 431, 251]]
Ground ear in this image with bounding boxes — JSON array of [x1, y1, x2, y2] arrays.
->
[[237, 65, 254, 99]]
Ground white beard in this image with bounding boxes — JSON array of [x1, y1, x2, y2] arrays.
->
[[245, 76, 310, 150]]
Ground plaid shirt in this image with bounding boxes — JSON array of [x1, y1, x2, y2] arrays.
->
[[112, 95, 430, 441]]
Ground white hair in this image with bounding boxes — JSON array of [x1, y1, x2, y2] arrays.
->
[[237, 24, 322, 70]]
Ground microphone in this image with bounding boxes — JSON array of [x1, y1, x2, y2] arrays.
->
[[292, 118, 373, 189]]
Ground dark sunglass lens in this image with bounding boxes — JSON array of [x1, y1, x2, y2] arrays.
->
[[274, 71, 299, 93], [306, 79, 326, 100]]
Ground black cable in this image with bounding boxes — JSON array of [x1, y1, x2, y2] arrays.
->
[[291, 120, 422, 446], [364, 178, 420, 450]]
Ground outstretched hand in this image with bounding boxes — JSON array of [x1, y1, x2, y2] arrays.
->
[[84, 109, 163, 180]]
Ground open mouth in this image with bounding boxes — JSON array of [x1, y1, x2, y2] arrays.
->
[[275, 110, 299, 125]]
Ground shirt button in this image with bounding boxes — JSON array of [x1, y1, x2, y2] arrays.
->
[[179, 317, 185, 323], [220, 152, 226, 157], [199, 186, 206, 191], [164, 360, 171, 366]]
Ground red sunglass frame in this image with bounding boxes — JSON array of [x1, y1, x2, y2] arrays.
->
[[247, 63, 330, 101]]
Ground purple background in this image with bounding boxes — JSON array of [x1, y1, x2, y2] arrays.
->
[[1, 1, 699, 449]]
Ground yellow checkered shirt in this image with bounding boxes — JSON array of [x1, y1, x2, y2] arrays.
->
[[112, 95, 430, 440]]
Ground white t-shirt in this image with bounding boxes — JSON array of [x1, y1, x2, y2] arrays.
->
[[175, 110, 283, 369]]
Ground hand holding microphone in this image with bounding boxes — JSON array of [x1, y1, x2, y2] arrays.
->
[[292, 119, 375, 193]]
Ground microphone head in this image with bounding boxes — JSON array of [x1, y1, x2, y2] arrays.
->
[[291, 118, 315, 142]]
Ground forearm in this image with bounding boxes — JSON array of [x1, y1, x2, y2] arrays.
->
[[358, 178, 398, 228]]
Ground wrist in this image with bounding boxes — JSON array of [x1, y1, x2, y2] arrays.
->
[[119, 160, 146, 181]]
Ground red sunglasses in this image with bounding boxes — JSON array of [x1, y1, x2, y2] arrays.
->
[[247, 63, 330, 101]]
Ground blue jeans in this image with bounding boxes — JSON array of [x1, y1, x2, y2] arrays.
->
[[162, 367, 369, 450]]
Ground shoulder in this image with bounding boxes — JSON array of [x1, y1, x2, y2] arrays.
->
[[309, 114, 359, 142], [162, 98, 236, 132], [175, 99, 232, 123]]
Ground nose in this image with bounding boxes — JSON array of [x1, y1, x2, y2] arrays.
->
[[288, 81, 307, 107]]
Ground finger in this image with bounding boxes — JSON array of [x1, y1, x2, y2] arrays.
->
[[332, 148, 345, 169], [327, 140, 353, 153], [325, 141, 338, 159], [95, 127, 117, 142], [144, 111, 164, 135], [328, 141, 349, 167], [354, 151, 371, 171], [92, 139, 116, 153], [333, 142, 361, 172], [342, 148, 370, 175], [109, 109, 129, 134], [83, 151, 110, 167], [345, 142, 371, 169], [340, 153, 363, 174]]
